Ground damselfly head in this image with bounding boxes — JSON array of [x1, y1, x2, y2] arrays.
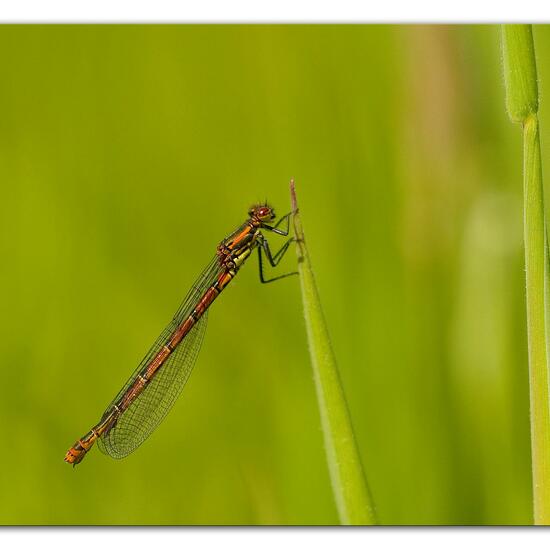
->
[[248, 203, 276, 223]]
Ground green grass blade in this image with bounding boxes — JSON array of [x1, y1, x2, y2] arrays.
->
[[501, 24, 550, 524], [290, 179, 377, 525]]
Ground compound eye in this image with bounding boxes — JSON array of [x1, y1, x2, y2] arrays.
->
[[259, 207, 269, 217]]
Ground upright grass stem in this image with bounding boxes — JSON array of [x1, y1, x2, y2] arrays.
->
[[290, 180, 377, 525], [501, 24, 550, 524]]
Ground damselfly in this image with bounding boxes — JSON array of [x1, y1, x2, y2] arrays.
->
[[65, 203, 296, 465]]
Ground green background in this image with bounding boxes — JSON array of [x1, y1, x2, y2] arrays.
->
[[0, 24, 548, 524]]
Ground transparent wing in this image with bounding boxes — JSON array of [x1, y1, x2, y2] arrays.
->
[[98, 314, 208, 459], [97, 255, 222, 459]]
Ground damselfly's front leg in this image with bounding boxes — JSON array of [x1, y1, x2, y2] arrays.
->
[[257, 233, 298, 284], [263, 211, 292, 236]]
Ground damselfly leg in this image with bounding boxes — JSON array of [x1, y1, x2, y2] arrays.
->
[[263, 211, 292, 235], [257, 213, 298, 284]]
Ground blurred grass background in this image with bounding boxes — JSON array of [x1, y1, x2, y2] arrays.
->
[[0, 24, 547, 524]]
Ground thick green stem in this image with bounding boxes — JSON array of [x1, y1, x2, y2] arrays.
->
[[501, 24, 550, 524], [523, 115, 550, 524], [502, 25, 538, 123], [290, 179, 376, 525]]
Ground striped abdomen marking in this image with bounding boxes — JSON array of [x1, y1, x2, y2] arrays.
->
[[110, 272, 233, 420]]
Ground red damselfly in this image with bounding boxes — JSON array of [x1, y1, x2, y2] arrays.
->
[[65, 203, 296, 465]]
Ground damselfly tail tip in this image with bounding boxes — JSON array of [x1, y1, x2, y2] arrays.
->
[[64, 447, 82, 466], [64, 441, 90, 466], [64, 428, 101, 465]]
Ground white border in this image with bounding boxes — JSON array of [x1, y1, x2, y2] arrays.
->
[[2, 528, 550, 550], [0, 1, 550, 23]]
